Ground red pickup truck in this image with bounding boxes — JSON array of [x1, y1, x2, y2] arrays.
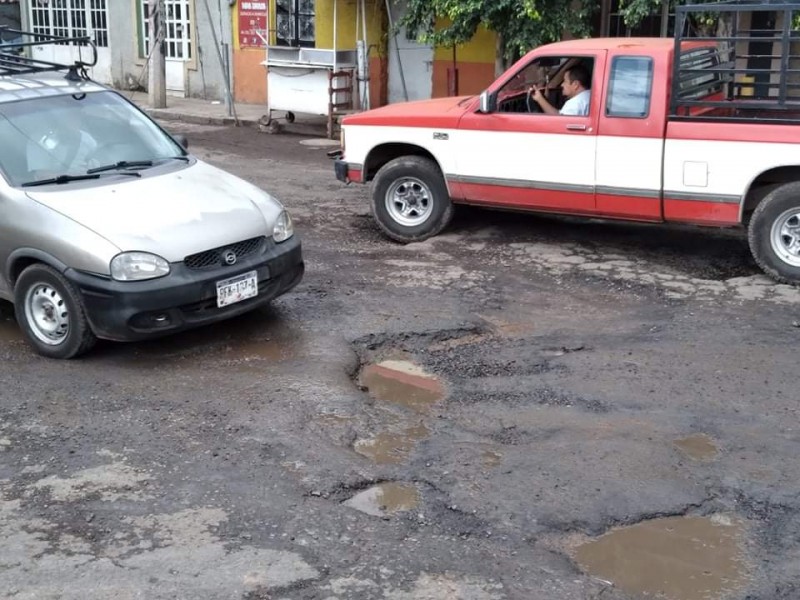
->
[[335, 5, 800, 285]]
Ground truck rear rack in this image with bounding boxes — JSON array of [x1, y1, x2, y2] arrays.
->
[[671, 0, 800, 123], [0, 26, 97, 81]]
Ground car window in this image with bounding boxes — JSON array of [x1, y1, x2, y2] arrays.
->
[[606, 56, 654, 118], [0, 91, 184, 186]]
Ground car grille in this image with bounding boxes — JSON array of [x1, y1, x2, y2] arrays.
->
[[184, 236, 266, 270]]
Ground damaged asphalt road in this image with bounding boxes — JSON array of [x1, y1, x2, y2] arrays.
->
[[0, 122, 798, 600]]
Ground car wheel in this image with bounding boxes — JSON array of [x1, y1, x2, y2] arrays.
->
[[14, 264, 97, 359], [371, 156, 454, 243], [748, 182, 800, 285]]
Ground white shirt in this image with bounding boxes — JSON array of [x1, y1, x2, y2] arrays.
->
[[560, 89, 591, 116]]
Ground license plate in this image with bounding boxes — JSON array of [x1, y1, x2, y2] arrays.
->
[[216, 270, 258, 308]]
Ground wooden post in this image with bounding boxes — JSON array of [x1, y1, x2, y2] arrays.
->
[[148, 0, 167, 108]]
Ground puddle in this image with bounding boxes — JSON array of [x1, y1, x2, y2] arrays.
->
[[299, 138, 341, 147], [343, 482, 420, 517], [354, 423, 429, 465], [575, 515, 749, 600], [360, 360, 444, 413], [674, 434, 719, 461], [222, 338, 295, 362], [482, 449, 503, 468], [314, 413, 355, 426]]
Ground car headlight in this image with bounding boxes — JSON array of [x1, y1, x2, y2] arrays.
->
[[110, 252, 170, 281], [273, 210, 294, 243]]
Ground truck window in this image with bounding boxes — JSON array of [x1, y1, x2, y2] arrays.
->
[[496, 56, 592, 115], [606, 56, 653, 118]]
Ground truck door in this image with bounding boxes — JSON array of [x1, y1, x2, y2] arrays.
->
[[454, 52, 605, 215], [595, 49, 669, 221]]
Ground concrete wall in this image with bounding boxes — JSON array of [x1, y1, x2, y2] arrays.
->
[[115, 1, 232, 102]]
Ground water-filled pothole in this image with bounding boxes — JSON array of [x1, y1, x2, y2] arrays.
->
[[574, 515, 749, 600], [359, 360, 444, 413], [674, 434, 719, 461], [343, 482, 420, 517], [353, 423, 429, 465]]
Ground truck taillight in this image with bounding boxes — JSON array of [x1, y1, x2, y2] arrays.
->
[[340, 128, 345, 154]]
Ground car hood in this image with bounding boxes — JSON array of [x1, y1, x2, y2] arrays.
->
[[342, 96, 476, 128], [25, 160, 284, 263]]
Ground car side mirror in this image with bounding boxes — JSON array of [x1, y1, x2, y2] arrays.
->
[[479, 90, 497, 114], [173, 134, 189, 150]]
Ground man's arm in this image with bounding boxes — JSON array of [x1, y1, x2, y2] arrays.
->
[[530, 88, 559, 115]]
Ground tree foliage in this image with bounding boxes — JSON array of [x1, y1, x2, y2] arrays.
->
[[398, 0, 595, 73], [618, 0, 722, 35]]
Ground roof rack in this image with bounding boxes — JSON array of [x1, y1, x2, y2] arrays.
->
[[0, 26, 97, 81], [670, 1, 800, 123]]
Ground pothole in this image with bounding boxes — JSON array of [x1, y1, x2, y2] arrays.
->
[[353, 423, 429, 465], [674, 434, 719, 461], [574, 515, 749, 600], [359, 360, 445, 414], [343, 482, 420, 517]]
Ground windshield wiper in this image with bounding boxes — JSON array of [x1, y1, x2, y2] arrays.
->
[[21, 172, 141, 187], [87, 160, 154, 174]]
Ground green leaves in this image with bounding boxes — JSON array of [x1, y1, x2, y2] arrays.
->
[[399, 0, 595, 70]]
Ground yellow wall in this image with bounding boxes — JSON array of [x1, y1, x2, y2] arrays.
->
[[430, 21, 497, 99], [433, 23, 496, 63], [315, 0, 383, 50]]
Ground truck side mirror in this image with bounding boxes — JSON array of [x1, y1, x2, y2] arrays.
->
[[479, 91, 497, 114]]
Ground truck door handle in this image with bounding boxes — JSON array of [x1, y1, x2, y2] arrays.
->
[[566, 124, 587, 131]]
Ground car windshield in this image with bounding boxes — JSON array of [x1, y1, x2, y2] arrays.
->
[[0, 91, 185, 186]]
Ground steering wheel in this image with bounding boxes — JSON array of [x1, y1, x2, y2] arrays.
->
[[526, 89, 543, 113]]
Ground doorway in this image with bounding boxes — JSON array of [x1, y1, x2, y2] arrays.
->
[[387, 0, 433, 103]]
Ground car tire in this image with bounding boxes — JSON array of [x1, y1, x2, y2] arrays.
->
[[371, 156, 454, 243], [748, 181, 800, 285], [14, 264, 97, 359]]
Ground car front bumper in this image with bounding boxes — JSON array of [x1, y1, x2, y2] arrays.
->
[[66, 236, 304, 342]]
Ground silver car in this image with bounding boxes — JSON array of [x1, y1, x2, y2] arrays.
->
[[0, 68, 303, 359]]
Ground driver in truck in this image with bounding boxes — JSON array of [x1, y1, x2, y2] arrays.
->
[[530, 64, 592, 116]]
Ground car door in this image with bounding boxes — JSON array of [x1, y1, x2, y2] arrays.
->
[[453, 51, 605, 215]]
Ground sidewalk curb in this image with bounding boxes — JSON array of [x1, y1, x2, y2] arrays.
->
[[144, 108, 330, 138]]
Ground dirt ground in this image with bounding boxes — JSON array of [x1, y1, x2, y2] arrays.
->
[[0, 122, 798, 600]]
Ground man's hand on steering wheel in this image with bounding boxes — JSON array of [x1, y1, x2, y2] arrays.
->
[[526, 87, 544, 113]]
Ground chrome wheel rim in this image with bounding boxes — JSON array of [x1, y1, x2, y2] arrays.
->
[[385, 177, 433, 227], [24, 283, 69, 346], [770, 208, 800, 267]]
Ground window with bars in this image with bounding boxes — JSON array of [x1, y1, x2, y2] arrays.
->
[[276, 0, 315, 48], [137, 0, 192, 60], [29, 0, 108, 47]]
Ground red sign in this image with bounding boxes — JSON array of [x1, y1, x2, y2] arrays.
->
[[239, 1, 267, 49]]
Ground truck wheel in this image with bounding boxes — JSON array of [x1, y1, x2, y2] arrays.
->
[[371, 156, 454, 243], [748, 182, 800, 285], [14, 264, 96, 359]]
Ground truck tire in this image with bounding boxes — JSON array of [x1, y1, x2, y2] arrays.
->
[[748, 181, 800, 285], [371, 156, 454, 243], [14, 264, 97, 359]]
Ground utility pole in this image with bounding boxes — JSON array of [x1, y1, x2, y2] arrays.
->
[[148, 0, 167, 108]]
